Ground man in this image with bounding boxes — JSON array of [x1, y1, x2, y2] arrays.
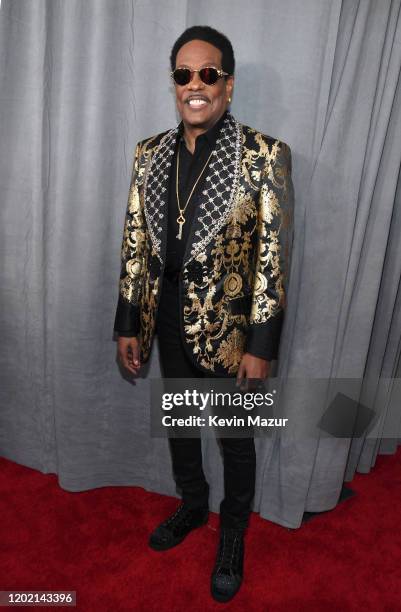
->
[[114, 25, 294, 603]]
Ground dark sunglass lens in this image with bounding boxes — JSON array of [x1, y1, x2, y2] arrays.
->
[[173, 68, 191, 85], [199, 67, 219, 84]]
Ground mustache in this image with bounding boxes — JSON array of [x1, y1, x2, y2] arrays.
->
[[185, 95, 210, 103]]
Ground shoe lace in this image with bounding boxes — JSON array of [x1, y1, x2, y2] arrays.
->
[[163, 504, 193, 530], [216, 528, 243, 574]]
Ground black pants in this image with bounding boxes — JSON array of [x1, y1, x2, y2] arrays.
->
[[156, 276, 256, 530]]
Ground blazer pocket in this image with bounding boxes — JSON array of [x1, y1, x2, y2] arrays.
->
[[227, 294, 252, 316]]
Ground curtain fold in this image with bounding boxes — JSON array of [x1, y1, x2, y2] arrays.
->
[[1, 0, 400, 528]]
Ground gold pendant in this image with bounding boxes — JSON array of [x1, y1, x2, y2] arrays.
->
[[176, 213, 185, 240]]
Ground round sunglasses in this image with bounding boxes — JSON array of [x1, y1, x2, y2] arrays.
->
[[171, 66, 229, 86]]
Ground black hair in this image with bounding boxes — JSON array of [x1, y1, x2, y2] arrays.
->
[[170, 25, 235, 75]]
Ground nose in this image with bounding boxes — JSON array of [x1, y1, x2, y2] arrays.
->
[[187, 70, 205, 90]]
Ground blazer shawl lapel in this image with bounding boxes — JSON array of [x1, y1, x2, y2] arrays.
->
[[142, 127, 178, 264]]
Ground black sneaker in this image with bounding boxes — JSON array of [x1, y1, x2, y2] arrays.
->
[[211, 527, 245, 602], [148, 503, 209, 551]]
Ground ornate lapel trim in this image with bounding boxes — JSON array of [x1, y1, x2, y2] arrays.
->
[[142, 112, 242, 266], [183, 112, 242, 266], [143, 127, 178, 263]]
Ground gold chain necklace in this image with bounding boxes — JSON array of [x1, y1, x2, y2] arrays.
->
[[175, 141, 214, 240]]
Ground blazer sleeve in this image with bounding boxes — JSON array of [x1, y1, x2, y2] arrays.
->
[[244, 140, 294, 361], [113, 142, 147, 337]]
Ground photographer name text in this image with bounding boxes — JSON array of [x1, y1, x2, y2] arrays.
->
[[161, 415, 288, 428]]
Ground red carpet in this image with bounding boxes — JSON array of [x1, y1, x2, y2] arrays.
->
[[1, 451, 401, 611]]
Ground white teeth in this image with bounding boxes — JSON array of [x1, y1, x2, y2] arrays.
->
[[188, 99, 207, 106]]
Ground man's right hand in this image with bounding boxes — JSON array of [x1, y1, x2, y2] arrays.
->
[[117, 336, 141, 375]]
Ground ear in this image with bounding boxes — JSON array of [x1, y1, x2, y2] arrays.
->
[[226, 75, 234, 97]]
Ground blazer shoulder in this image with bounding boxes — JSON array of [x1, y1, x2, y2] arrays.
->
[[136, 128, 174, 158], [241, 123, 292, 157]]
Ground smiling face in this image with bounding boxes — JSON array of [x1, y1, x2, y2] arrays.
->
[[174, 39, 234, 133]]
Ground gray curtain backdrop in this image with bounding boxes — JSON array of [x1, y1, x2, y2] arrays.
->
[[1, 0, 400, 528]]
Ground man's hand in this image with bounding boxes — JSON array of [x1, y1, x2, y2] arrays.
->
[[236, 353, 270, 390], [117, 336, 141, 375]]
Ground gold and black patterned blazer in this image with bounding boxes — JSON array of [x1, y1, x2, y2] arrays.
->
[[114, 111, 294, 376]]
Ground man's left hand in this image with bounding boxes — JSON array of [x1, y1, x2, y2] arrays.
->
[[236, 353, 271, 390]]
